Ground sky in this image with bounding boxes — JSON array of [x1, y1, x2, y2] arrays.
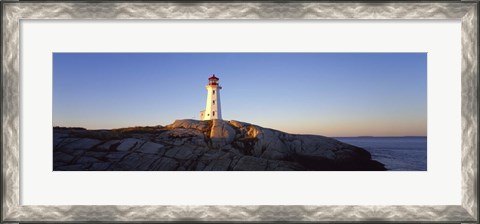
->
[[53, 53, 427, 137]]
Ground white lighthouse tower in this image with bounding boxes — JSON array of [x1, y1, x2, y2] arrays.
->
[[200, 74, 222, 120]]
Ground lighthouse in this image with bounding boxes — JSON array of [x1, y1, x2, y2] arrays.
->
[[200, 74, 222, 120]]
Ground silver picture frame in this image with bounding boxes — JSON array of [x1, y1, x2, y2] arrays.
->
[[2, 2, 478, 223]]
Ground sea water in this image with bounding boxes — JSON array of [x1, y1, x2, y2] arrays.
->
[[334, 137, 427, 171]]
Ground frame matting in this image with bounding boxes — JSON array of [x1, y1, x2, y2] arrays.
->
[[2, 2, 478, 222]]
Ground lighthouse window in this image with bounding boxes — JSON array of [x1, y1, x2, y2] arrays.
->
[[213, 100, 215, 105], [213, 111, 215, 116], [213, 90, 215, 95]]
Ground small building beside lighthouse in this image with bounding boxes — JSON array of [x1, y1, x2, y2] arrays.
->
[[200, 74, 222, 120]]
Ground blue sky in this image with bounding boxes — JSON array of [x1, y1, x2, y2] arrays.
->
[[53, 53, 427, 137]]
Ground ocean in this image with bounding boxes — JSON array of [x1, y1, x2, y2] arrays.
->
[[334, 137, 427, 171]]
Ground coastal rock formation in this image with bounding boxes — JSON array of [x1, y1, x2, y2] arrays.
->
[[53, 120, 386, 171]]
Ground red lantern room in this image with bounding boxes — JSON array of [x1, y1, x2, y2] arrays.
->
[[208, 74, 219, 86]]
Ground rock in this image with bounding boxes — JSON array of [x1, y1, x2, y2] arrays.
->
[[291, 135, 337, 160], [228, 120, 250, 129], [228, 120, 264, 138], [157, 128, 206, 146], [105, 152, 129, 162], [76, 156, 103, 164], [89, 162, 111, 170], [97, 140, 121, 151], [234, 141, 244, 148], [229, 155, 243, 168], [54, 137, 79, 149], [203, 158, 232, 171], [53, 119, 386, 171], [164, 128, 205, 138], [164, 145, 196, 160], [266, 160, 305, 171], [115, 153, 157, 170], [53, 151, 75, 163], [246, 125, 263, 138], [60, 138, 102, 150], [195, 161, 208, 171], [53, 133, 69, 148], [255, 128, 290, 159], [199, 151, 228, 160], [84, 151, 108, 158], [54, 161, 68, 168], [173, 148, 196, 160], [167, 119, 210, 132], [261, 149, 288, 160], [136, 157, 160, 171], [137, 141, 164, 154], [55, 164, 87, 171], [117, 138, 143, 151], [210, 119, 235, 148], [233, 156, 268, 171], [173, 138, 188, 146], [150, 157, 179, 170]]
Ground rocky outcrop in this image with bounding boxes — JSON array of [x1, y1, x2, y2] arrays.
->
[[210, 119, 236, 148], [53, 119, 386, 171]]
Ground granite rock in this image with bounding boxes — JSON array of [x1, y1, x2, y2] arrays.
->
[[53, 120, 386, 171]]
